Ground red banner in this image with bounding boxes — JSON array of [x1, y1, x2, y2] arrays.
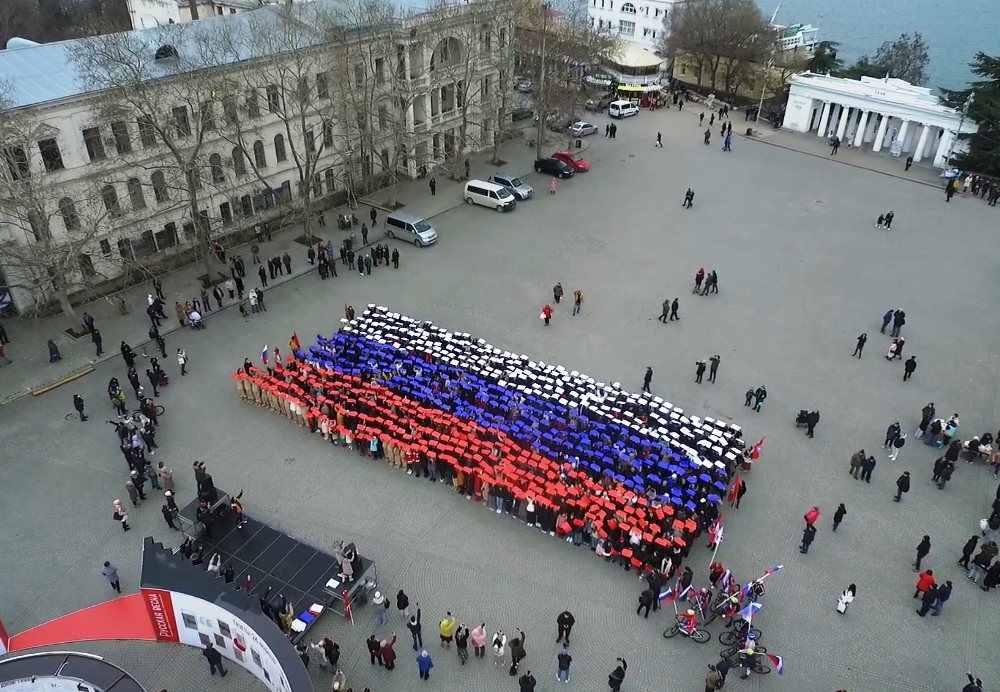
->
[[141, 588, 179, 643], [342, 590, 353, 623]]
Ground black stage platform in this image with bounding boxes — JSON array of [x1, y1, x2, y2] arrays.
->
[[186, 509, 375, 643]]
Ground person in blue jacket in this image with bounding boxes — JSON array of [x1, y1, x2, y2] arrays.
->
[[417, 650, 434, 680]]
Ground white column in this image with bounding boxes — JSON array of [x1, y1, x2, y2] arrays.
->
[[924, 127, 939, 158], [816, 101, 832, 137], [873, 115, 890, 152], [852, 111, 870, 147], [863, 112, 879, 142], [835, 106, 851, 140], [933, 131, 953, 168], [912, 124, 931, 163], [896, 120, 910, 149]]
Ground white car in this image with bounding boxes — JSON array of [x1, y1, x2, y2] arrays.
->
[[569, 121, 599, 137]]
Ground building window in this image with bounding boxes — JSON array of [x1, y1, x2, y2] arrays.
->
[[117, 238, 132, 260], [266, 85, 280, 113], [155, 222, 178, 250], [200, 101, 215, 131], [621, 2, 636, 12], [38, 138, 64, 171], [59, 197, 79, 231], [499, 27, 507, 47], [99, 239, 112, 256], [274, 134, 286, 162], [187, 167, 201, 191], [246, 90, 261, 119], [137, 116, 157, 147], [240, 195, 253, 217], [296, 77, 309, 103], [223, 96, 238, 125], [324, 168, 336, 193], [322, 122, 334, 148], [102, 184, 122, 217], [375, 57, 385, 81], [378, 105, 388, 130], [220, 201, 232, 225], [316, 72, 329, 99], [232, 147, 247, 176], [209, 153, 225, 183], [78, 253, 95, 278], [619, 20, 635, 35], [182, 221, 195, 240], [253, 140, 267, 168], [172, 106, 191, 137], [306, 130, 315, 153], [4, 145, 29, 180], [151, 170, 169, 203], [109, 121, 131, 154], [83, 127, 106, 162], [127, 177, 146, 210]]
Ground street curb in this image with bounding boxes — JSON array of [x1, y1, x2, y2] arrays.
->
[[747, 134, 944, 190], [31, 366, 94, 396]]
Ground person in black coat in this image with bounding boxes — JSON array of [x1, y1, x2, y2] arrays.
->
[[894, 472, 911, 502], [832, 503, 847, 531], [805, 410, 820, 438], [556, 611, 575, 643], [799, 524, 817, 553], [959, 535, 979, 570], [608, 657, 628, 692], [637, 589, 653, 618], [852, 333, 867, 358], [916, 585, 938, 616], [120, 341, 136, 368], [914, 535, 931, 572]]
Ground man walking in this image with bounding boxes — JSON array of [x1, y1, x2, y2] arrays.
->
[[695, 360, 706, 384], [890, 433, 906, 461], [799, 524, 816, 553], [392, 248, 400, 269], [832, 503, 847, 531], [683, 188, 694, 209], [636, 588, 653, 618], [556, 646, 572, 683], [669, 298, 679, 321], [894, 471, 911, 502], [881, 309, 893, 334], [101, 560, 121, 593], [658, 299, 670, 323], [884, 210, 895, 229], [830, 136, 840, 155], [958, 535, 979, 570], [708, 355, 721, 383], [177, 348, 188, 376], [655, 132, 663, 147], [556, 611, 574, 645], [849, 449, 865, 479], [92, 328, 103, 357], [891, 309, 905, 337], [904, 356, 917, 381], [370, 207, 378, 227], [852, 333, 867, 358], [642, 367, 653, 394], [753, 385, 767, 412], [883, 422, 901, 449], [429, 177, 437, 196], [861, 455, 876, 483], [914, 535, 931, 572], [73, 394, 88, 421], [203, 644, 228, 677]]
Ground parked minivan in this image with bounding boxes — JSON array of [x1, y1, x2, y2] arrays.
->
[[385, 211, 437, 246], [609, 100, 639, 118], [464, 180, 517, 212]]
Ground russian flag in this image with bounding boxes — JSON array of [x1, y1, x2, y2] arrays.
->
[[766, 653, 784, 675], [764, 565, 783, 576], [738, 602, 761, 620], [750, 436, 766, 460], [677, 585, 694, 601], [658, 588, 675, 603], [261, 344, 268, 364]]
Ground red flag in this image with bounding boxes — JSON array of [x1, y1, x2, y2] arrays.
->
[[726, 476, 743, 505], [750, 437, 766, 460], [289, 332, 301, 353], [342, 590, 353, 623]]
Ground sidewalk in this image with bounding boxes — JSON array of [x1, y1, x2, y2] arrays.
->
[[0, 136, 542, 406]]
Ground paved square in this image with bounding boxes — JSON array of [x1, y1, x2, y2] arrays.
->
[[1, 104, 998, 692]]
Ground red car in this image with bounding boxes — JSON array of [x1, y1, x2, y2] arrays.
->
[[552, 150, 590, 172]]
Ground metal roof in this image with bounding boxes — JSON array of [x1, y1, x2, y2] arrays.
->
[[0, 0, 444, 111]]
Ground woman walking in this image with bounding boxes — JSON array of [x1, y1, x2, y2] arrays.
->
[[492, 630, 507, 667], [836, 584, 856, 613]]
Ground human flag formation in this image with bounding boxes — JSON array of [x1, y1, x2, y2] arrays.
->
[[766, 653, 784, 675], [750, 436, 767, 460], [658, 587, 675, 603]]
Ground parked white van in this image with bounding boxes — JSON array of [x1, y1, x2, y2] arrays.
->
[[464, 180, 517, 212], [385, 212, 437, 246], [609, 100, 639, 119]]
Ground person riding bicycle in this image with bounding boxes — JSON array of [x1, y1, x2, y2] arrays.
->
[[738, 633, 758, 679], [747, 579, 765, 601], [695, 588, 713, 615], [677, 609, 697, 635]]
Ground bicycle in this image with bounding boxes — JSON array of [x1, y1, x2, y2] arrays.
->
[[719, 628, 762, 646], [662, 624, 711, 644], [720, 643, 767, 660], [130, 405, 165, 422], [722, 650, 771, 675]]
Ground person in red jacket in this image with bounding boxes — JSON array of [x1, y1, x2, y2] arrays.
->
[[380, 635, 397, 670], [541, 305, 553, 326], [804, 506, 820, 528], [914, 570, 936, 598]]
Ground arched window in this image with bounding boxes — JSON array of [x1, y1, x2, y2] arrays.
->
[[273, 134, 286, 162], [59, 197, 79, 231], [127, 178, 146, 210], [102, 184, 121, 217], [210, 153, 225, 183], [621, 2, 636, 12], [151, 170, 169, 203], [253, 140, 267, 168], [232, 147, 247, 176]]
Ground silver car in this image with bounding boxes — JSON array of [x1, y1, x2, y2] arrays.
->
[[488, 172, 534, 201], [570, 121, 599, 137]]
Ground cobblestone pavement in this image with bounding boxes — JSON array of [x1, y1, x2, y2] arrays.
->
[[2, 105, 999, 692]]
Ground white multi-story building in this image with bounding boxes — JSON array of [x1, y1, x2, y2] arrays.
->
[[587, 0, 682, 57], [0, 0, 510, 314]]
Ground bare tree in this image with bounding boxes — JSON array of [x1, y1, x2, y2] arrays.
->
[[73, 22, 221, 283], [0, 82, 114, 321], [665, 0, 774, 95]]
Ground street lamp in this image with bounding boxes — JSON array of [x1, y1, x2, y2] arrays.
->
[[945, 92, 974, 167]]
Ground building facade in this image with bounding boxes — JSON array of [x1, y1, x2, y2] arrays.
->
[[782, 72, 977, 168], [0, 0, 508, 314], [587, 0, 681, 56]]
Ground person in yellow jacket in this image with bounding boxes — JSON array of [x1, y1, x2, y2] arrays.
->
[[439, 612, 456, 649]]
